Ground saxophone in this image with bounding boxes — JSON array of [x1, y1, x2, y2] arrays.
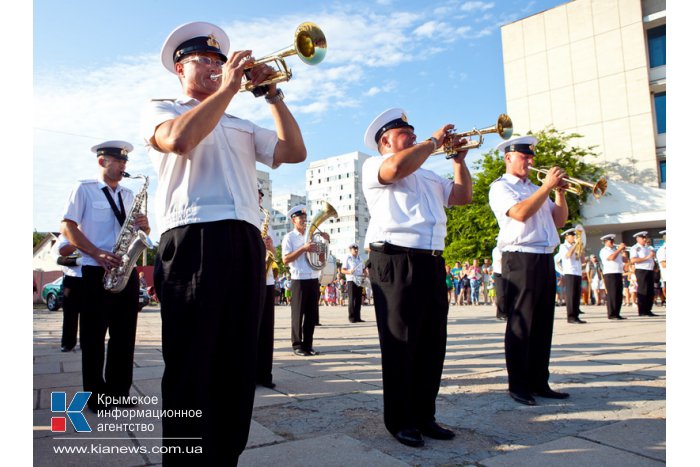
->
[[103, 173, 154, 293], [260, 207, 279, 278]]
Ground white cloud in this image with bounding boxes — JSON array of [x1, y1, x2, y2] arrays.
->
[[460, 1, 495, 13]]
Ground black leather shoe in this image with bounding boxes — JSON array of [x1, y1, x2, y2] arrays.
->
[[393, 428, 425, 447], [60, 346, 73, 352], [641, 312, 658, 317], [608, 316, 627, 320], [307, 349, 320, 356], [259, 381, 276, 389], [293, 349, 310, 356], [567, 318, 587, 324], [419, 421, 455, 440], [496, 315, 507, 321], [532, 388, 570, 399], [509, 391, 536, 406], [356, 319, 366, 322]]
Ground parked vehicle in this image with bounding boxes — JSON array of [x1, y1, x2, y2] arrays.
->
[[41, 276, 150, 311]]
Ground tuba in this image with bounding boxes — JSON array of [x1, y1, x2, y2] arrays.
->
[[260, 207, 279, 278], [304, 201, 338, 270], [104, 173, 154, 293]]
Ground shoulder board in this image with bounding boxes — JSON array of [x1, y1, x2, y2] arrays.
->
[[78, 179, 98, 184], [151, 98, 176, 102], [223, 113, 240, 120], [489, 176, 504, 186]]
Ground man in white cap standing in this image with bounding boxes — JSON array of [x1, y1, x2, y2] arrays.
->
[[599, 234, 628, 320], [141, 21, 307, 464], [629, 231, 658, 316], [60, 141, 150, 413], [555, 228, 585, 324], [341, 242, 366, 323], [489, 135, 570, 406], [282, 205, 327, 356], [362, 108, 472, 447]]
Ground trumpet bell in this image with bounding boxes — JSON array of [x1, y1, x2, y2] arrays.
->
[[293, 22, 327, 65]]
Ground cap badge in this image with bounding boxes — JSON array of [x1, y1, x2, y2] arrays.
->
[[400, 112, 408, 122], [207, 34, 220, 49]]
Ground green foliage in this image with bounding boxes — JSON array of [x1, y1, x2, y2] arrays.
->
[[443, 127, 603, 265], [33, 230, 47, 248]]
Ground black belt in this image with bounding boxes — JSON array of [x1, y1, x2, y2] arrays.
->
[[369, 242, 442, 257]]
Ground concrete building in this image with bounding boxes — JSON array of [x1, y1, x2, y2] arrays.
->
[[501, 0, 666, 245], [305, 151, 372, 262]]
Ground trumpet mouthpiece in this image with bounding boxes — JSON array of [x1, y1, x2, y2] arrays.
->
[[210, 73, 222, 81]]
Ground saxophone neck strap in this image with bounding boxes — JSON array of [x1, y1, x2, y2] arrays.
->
[[101, 186, 126, 226]]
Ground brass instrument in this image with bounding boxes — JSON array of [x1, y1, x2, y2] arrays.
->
[[433, 114, 513, 159], [104, 173, 154, 293], [530, 167, 607, 199], [305, 201, 338, 270], [260, 207, 279, 278], [574, 224, 586, 260], [211, 22, 327, 93]]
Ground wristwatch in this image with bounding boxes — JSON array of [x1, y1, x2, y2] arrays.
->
[[425, 136, 438, 152], [265, 88, 284, 104]]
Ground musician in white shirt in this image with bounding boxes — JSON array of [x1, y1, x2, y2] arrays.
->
[[555, 229, 585, 324], [341, 243, 366, 323], [629, 231, 658, 316], [599, 234, 628, 320]]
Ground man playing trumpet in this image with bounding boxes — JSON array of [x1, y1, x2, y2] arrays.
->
[[489, 135, 570, 406]]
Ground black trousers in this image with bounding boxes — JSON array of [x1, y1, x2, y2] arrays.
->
[[635, 268, 655, 315], [347, 281, 363, 322], [494, 273, 507, 319], [257, 284, 275, 385], [80, 266, 139, 407], [290, 279, 319, 350], [502, 252, 556, 394], [61, 275, 83, 349], [564, 274, 582, 320], [604, 273, 623, 318], [368, 247, 448, 434], [155, 220, 265, 466]]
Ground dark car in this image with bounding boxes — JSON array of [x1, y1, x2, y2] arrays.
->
[[41, 276, 150, 311]]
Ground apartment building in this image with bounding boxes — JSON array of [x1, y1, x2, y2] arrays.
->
[[269, 193, 307, 245]]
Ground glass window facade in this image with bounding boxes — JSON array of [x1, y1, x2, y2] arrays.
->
[[654, 92, 666, 134], [647, 25, 666, 68]]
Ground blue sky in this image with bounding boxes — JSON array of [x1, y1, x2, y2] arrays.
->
[[32, 0, 567, 236]]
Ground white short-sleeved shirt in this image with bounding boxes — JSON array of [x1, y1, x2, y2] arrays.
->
[[600, 246, 625, 274], [343, 254, 364, 282], [62, 179, 135, 267], [140, 96, 279, 234], [489, 173, 559, 253], [555, 241, 582, 275], [362, 154, 453, 250], [656, 244, 666, 280], [51, 235, 81, 278], [629, 243, 655, 270], [491, 246, 502, 275], [282, 229, 320, 280]]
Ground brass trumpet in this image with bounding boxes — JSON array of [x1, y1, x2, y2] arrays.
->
[[530, 167, 607, 199], [433, 114, 513, 159], [211, 22, 327, 94]]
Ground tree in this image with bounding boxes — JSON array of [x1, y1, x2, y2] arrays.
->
[[33, 230, 48, 248], [443, 127, 603, 266]]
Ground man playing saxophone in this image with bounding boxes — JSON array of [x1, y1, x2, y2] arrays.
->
[[60, 140, 150, 413]]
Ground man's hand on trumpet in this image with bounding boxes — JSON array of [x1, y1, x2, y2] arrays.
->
[[540, 166, 568, 193]]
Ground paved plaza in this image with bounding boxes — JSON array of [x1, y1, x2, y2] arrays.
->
[[33, 301, 666, 466]]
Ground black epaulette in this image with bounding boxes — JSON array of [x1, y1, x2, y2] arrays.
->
[[151, 98, 176, 102]]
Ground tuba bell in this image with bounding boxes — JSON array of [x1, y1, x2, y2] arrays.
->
[[304, 201, 338, 270]]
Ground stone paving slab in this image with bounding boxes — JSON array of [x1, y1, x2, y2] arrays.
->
[[33, 303, 667, 466], [239, 433, 410, 467]]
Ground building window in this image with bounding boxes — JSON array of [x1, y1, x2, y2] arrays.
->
[[654, 92, 666, 134], [659, 160, 666, 185], [647, 25, 666, 68]]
